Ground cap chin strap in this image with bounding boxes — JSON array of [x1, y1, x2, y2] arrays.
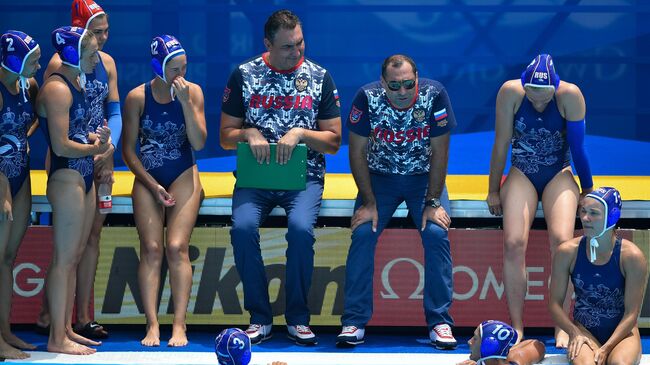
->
[[590, 233, 604, 263], [155, 75, 176, 101], [587, 195, 614, 263], [79, 71, 87, 92], [18, 76, 30, 103]]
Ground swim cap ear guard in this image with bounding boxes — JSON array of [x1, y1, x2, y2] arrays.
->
[[150, 35, 185, 99], [1, 30, 40, 102], [150, 34, 185, 83], [585, 187, 622, 262], [477, 320, 518, 365], [52, 26, 88, 90], [521, 53, 560, 90], [52, 26, 87, 68]]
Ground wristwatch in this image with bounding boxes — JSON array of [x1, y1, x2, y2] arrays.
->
[[424, 198, 441, 208]]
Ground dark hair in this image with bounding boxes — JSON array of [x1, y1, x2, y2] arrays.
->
[[381, 54, 417, 79], [264, 9, 301, 43]]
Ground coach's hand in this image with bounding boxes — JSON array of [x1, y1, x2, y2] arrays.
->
[[351, 202, 378, 232], [423, 206, 450, 231], [277, 128, 303, 165], [245, 128, 271, 165]]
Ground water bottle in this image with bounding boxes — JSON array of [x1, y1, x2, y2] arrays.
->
[[98, 183, 112, 214]]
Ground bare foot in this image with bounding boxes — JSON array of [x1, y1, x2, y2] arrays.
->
[[66, 328, 101, 346], [141, 324, 160, 347], [555, 328, 569, 348], [168, 324, 188, 347], [0, 339, 30, 359], [2, 331, 37, 350], [48, 337, 96, 355]]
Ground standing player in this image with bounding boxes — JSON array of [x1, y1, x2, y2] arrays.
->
[[36, 26, 111, 354], [486, 54, 593, 345], [36, 0, 121, 339], [122, 35, 206, 347], [0, 30, 40, 360], [336, 55, 456, 349], [220, 9, 341, 345]]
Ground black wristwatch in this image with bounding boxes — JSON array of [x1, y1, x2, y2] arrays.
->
[[424, 198, 441, 208]]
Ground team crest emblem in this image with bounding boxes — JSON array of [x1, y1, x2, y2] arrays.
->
[[412, 108, 426, 123], [294, 76, 310, 92], [349, 105, 363, 124], [437, 119, 448, 127], [222, 87, 231, 103]]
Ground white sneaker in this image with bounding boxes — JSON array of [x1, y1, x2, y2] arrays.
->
[[336, 326, 365, 347], [429, 323, 457, 349], [286, 325, 317, 346], [245, 323, 272, 344]]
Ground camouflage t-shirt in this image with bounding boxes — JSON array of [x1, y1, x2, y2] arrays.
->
[[222, 53, 340, 180], [347, 79, 456, 175]]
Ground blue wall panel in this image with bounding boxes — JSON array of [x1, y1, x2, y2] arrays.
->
[[1, 1, 648, 174]]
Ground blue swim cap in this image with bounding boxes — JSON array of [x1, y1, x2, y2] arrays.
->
[[586, 187, 622, 231], [214, 328, 251, 365], [585, 187, 622, 262], [1, 30, 39, 75], [51, 26, 87, 68], [1, 30, 40, 102], [477, 320, 518, 365], [150, 34, 185, 83], [521, 54, 560, 90]]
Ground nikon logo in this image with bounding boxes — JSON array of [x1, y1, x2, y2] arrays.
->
[[100, 246, 345, 316]]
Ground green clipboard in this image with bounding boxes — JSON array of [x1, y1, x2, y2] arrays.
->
[[236, 142, 308, 190]]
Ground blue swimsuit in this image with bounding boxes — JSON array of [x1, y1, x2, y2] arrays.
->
[[138, 82, 195, 190], [0, 82, 33, 197], [41, 73, 94, 193], [571, 236, 625, 345], [511, 98, 570, 196], [84, 53, 109, 132]]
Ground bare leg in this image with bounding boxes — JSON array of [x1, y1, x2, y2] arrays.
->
[[569, 322, 601, 365], [501, 168, 538, 340], [45, 171, 96, 355], [64, 186, 101, 347], [36, 154, 51, 330], [165, 167, 202, 347], [606, 327, 641, 365], [0, 178, 32, 359], [541, 169, 579, 349], [36, 294, 50, 330], [133, 179, 164, 347], [74, 207, 107, 331]]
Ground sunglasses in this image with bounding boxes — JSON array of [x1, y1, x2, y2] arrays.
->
[[385, 79, 416, 91]]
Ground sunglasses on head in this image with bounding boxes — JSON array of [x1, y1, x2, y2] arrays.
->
[[385, 79, 416, 91]]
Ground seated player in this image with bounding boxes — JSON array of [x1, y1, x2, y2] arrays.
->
[[457, 320, 546, 365]]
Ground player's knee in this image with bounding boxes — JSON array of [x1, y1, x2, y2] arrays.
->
[[165, 242, 189, 263], [141, 241, 164, 261], [503, 237, 526, 257]]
